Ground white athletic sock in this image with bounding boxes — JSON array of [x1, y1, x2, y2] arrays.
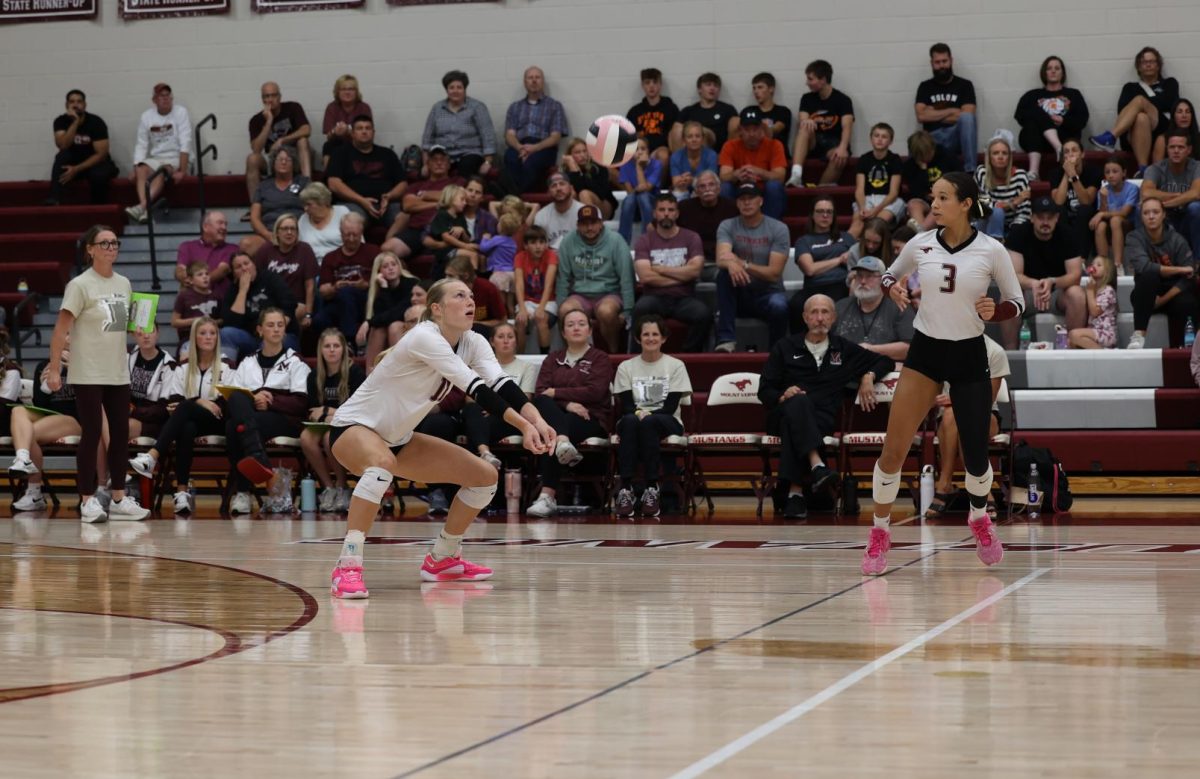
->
[[967, 505, 988, 523], [873, 515, 891, 529], [339, 530, 365, 567], [16, 448, 29, 461], [431, 529, 464, 561]]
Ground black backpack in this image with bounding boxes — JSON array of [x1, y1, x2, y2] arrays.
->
[[1012, 442, 1073, 513], [400, 144, 424, 180]]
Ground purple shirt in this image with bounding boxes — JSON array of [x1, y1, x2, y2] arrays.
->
[[176, 239, 236, 298]]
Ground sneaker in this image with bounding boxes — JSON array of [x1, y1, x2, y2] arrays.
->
[[969, 516, 1005, 566], [108, 495, 151, 521], [129, 453, 156, 479], [526, 492, 557, 517], [9, 454, 37, 475], [480, 451, 503, 471], [94, 485, 112, 511], [555, 440, 583, 467], [861, 526, 892, 575], [783, 493, 807, 519], [173, 490, 194, 515], [337, 487, 353, 513], [330, 563, 369, 599], [319, 486, 339, 513], [1126, 332, 1145, 349], [1088, 131, 1117, 152], [427, 488, 450, 516], [810, 464, 835, 492], [80, 496, 107, 523], [230, 491, 253, 515], [13, 490, 46, 512], [124, 204, 148, 224], [614, 487, 636, 517], [420, 553, 494, 582], [640, 486, 661, 518], [714, 341, 736, 353]]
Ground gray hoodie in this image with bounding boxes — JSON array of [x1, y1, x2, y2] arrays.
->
[[1124, 223, 1196, 292]]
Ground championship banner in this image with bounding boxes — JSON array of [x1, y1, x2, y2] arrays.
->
[[387, 1, 499, 5], [120, 0, 229, 20], [0, 0, 97, 24], [252, 0, 364, 12]]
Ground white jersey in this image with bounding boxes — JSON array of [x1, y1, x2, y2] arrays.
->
[[883, 228, 1023, 341], [332, 321, 515, 446], [229, 348, 310, 394]]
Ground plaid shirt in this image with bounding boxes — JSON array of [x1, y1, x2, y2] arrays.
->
[[504, 95, 569, 142], [421, 97, 497, 157]]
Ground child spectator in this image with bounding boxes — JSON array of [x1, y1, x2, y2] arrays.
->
[[426, 184, 480, 280], [853, 122, 904, 229], [618, 138, 663, 243], [1069, 255, 1119, 348], [1090, 157, 1139, 270], [513, 225, 559, 353], [172, 261, 223, 357], [479, 212, 521, 309], [902, 130, 953, 231]]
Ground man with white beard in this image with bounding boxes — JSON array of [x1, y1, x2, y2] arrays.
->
[[833, 256, 916, 361]]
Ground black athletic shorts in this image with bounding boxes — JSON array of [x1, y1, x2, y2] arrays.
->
[[903, 330, 990, 386], [329, 424, 409, 457]]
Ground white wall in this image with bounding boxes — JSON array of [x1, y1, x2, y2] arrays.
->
[[2, 0, 1199, 182]]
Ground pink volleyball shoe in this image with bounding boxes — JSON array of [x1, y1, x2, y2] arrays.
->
[[969, 516, 1005, 566], [861, 526, 892, 576], [420, 554, 494, 582], [330, 564, 369, 599]]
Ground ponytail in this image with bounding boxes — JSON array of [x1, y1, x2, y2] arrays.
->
[[971, 196, 993, 221], [941, 171, 992, 223]]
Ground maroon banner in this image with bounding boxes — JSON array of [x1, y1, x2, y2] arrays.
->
[[120, 0, 229, 20], [0, 0, 97, 24], [387, 1, 499, 4], [252, 0, 363, 12]]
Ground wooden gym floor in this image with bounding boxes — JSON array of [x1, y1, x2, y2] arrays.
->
[[2, 499, 1199, 778]]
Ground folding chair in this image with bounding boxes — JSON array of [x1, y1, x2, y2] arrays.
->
[[688, 372, 772, 516]]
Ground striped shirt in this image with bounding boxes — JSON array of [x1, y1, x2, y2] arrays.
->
[[421, 97, 497, 157], [505, 95, 569, 142], [973, 166, 1032, 229]]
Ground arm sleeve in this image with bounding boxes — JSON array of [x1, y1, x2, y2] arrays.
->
[[617, 238, 636, 315], [881, 237, 919, 292], [990, 244, 1026, 321], [1173, 238, 1196, 293], [617, 390, 635, 416], [178, 109, 194, 157], [219, 286, 250, 331], [659, 391, 683, 416], [1125, 233, 1151, 275], [553, 353, 613, 406], [1013, 91, 1045, 127], [60, 279, 87, 317], [1064, 89, 1090, 136], [322, 103, 336, 135], [306, 372, 321, 408]]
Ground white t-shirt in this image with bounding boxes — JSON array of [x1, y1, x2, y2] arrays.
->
[[612, 354, 692, 426], [500, 358, 537, 395], [299, 204, 351, 263], [533, 201, 583, 249], [804, 337, 830, 366], [134, 105, 194, 164], [61, 268, 133, 386]]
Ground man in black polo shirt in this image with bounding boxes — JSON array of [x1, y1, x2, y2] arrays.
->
[[48, 89, 117, 205]]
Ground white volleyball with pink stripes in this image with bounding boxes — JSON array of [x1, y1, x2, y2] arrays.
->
[[585, 115, 638, 168]]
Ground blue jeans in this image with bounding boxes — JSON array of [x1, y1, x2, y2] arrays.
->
[[1167, 202, 1200, 259], [503, 143, 558, 194], [720, 180, 785, 219], [313, 286, 367, 343], [976, 206, 1007, 239], [715, 269, 789, 344], [618, 191, 655, 242], [929, 111, 978, 170], [220, 326, 299, 360]]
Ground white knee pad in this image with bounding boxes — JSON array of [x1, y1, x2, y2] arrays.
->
[[872, 461, 903, 506], [352, 466, 393, 505], [456, 481, 498, 510], [964, 465, 994, 498]]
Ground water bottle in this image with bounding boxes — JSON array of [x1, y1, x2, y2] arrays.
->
[[1019, 321, 1032, 351], [1185, 318, 1196, 349], [16, 278, 28, 295], [505, 469, 522, 514], [1054, 324, 1068, 350], [300, 477, 317, 512], [919, 465, 934, 518], [1027, 464, 1040, 520]]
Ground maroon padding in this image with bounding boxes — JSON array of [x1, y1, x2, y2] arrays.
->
[[1155, 389, 1200, 429], [1162, 348, 1197, 388], [0, 233, 82, 262], [0, 176, 249, 209], [0, 204, 124, 234], [1018, 431, 1200, 472], [0, 262, 72, 295]]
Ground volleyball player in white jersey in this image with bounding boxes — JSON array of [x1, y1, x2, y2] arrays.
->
[[328, 278, 556, 598], [862, 172, 1023, 575]]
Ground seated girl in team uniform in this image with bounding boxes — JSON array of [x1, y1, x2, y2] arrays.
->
[[301, 329, 365, 513]]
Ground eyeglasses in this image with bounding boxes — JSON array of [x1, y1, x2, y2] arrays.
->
[[91, 240, 121, 250]]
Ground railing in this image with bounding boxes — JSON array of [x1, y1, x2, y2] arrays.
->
[[12, 292, 40, 365], [194, 113, 218, 231], [143, 166, 170, 291]]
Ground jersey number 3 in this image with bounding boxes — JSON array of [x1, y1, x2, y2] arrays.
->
[[939, 263, 957, 294]]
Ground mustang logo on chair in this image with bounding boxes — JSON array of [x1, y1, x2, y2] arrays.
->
[[732, 379, 753, 392]]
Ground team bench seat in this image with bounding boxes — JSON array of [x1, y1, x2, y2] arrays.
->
[[1011, 388, 1200, 430]]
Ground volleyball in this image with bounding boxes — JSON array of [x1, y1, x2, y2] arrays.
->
[[586, 114, 638, 168]]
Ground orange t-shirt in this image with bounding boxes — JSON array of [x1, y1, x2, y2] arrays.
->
[[718, 137, 787, 172]]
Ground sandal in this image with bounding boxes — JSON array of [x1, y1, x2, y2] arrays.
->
[[924, 490, 957, 519]]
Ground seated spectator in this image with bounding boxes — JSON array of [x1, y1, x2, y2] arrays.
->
[[556, 205, 635, 351], [124, 327, 176, 443], [1091, 156, 1139, 269], [127, 318, 230, 515], [1140, 129, 1200, 258], [395, 146, 466, 260], [242, 145, 309, 257], [503, 66, 568, 194], [925, 335, 1007, 519], [253, 213, 317, 330], [532, 172, 583, 250], [562, 137, 618, 219], [833, 257, 915, 360], [1152, 99, 1200, 163], [48, 89, 117, 206], [677, 170, 738, 279], [422, 70, 496, 179], [525, 310, 614, 518], [627, 68, 678, 168], [315, 212, 378, 343], [424, 184, 480, 280], [173, 262, 223, 358], [853, 122, 904, 228], [612, 314, 693, 518], [9, 348, 83, 512], [914, 43, 977, 172], [492, 193, 539, 227], [126, 83, 192, 224], [246, 82, 312, 201], [0, 334, 20, 436], [358, 251, 418, 369], [463, 176, 499, 242], [514, 225, 559, 353], [618, 138, 665, 242], [902, 130, 953, 231], [1014, 56, 1090, 179], [669, 121, 719, 200], [973, 136, 1031, 238], [671, 72, 738, 153], [748, 72, 792, 157], [1049, 138, 1101, 257], [1000, 195, 1086, 349], [632, 193, 711, 352], [480, 212, 521, 305], [759, 294, 894, 519], [301, 328, 366, 512], [176, 210, 235, 298], [224, 308, 311, 515], [1126, 197, 1198, 349], [325, 115, 407, 234], [298, 182, 352, 261], [791, 196, 856, 326], [719, 107, 787, 220], [848, 217, 894, 268], [1068, 255, 1119, 349], [444, 255, 507, 338], [714, 182, 790, 352], [462, 322, 537, 469], [788, 59, 854, 187], [1090, 46, 1179, 173], [220, 253, 299, 358], [321, 74, 372, 169]]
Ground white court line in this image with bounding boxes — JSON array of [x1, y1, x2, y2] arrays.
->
[[667, 567, 1051, 779]]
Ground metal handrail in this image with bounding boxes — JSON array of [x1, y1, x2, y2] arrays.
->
[[12, 292, 40, 365], [194, 113, 218, 230], [143, 166, 171, 291]]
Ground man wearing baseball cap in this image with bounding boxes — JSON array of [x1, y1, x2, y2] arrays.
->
[[718, 106, 788, 218], [556, 204, 635, 351], [532, 171, 583, 249], [126, 83, 193, 224], [833, 256, 915, 360], [713, 181, 791, 351], [999, 193, 1086, 349]]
